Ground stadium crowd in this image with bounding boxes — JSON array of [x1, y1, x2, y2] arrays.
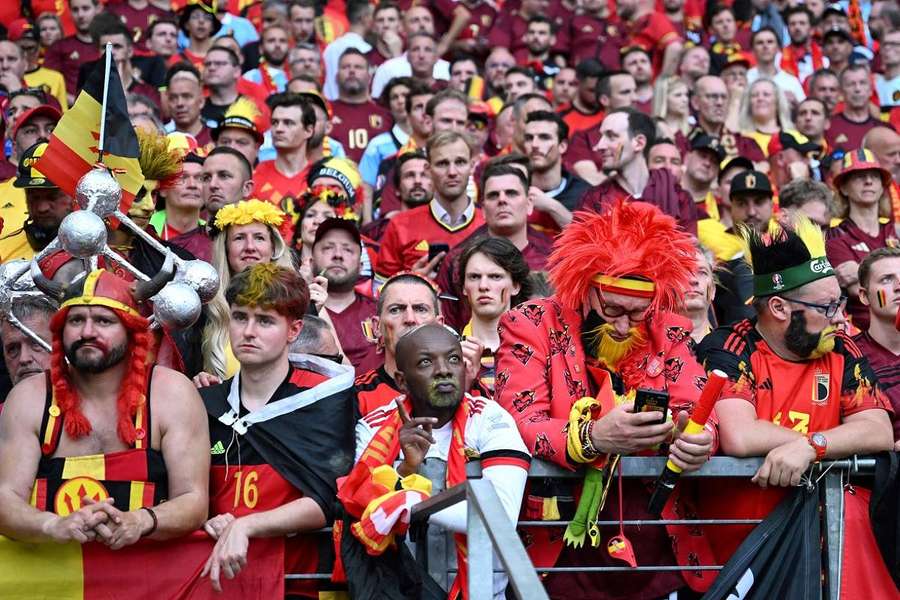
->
[[0, 0, 897, 597]]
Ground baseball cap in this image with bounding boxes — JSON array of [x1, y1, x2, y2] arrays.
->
[[14, 142, 56, 189], [718, 156, 755, 182], [8, 19, 38, 42], [822, 27, 854, 44], [313, 217, 361, 247], [689, 133, 726, 162], [822, 3, 847, 18], [729, 170, 773, 199], [11, 104, 62, 141], [766, 130, 821, 157]]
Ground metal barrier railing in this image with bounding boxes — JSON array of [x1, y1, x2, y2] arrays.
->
[[287, 456, 876, 600]]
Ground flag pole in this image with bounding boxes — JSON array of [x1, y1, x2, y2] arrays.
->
[[98, 42, 113, 164]]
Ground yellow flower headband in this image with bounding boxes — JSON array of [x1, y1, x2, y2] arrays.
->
[[215, 199, 285, 230]]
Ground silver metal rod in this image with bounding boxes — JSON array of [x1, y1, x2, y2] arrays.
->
[[6, 313, 51, 352], [98, 43, 113, 162]]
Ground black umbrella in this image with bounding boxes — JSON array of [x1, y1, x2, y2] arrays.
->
[[702, 487, 822, 600]]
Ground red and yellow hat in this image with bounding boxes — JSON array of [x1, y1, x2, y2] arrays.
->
[[833, 148, 892, 192]]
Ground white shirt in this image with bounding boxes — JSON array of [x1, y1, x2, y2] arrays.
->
[[356, 396, 530, 599], [877, 73, 900, 107], [747, 67, 806, 103], [371, 53, 451, 99], [322, 32, 372, 100], [430, 197, 476, 228]]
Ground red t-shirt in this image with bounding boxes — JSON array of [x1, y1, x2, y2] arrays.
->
[[563, 123, 602, 171], [486, 9, 570, 57], [567, 15, 622, 68], [329, 99, 392, 164], [697, 321, 892, 563], [252, 160, 311, 213], [620, 13, 681, 74], [375, 201, 485, 278], [826, 218, 900, 329], [432, 0, 498, 42], [326, 293, 379, 374], [43, 35, 100, 97], [825, 112, 892, 153], [106, 3, 173, 49], [558, 105, 604, 138]]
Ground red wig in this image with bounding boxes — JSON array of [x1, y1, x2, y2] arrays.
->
[[49, 307, 152, 446], [549, 201, 697, 314]]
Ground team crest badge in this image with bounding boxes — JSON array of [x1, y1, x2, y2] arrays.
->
[[369, 115, 383, 129], [744, 173, 756, 188], [813, 373, 830, 405], [54, 477, 110, 516], [772, 273, 784, 290]]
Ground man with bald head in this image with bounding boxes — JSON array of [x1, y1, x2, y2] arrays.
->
[[688, 75, 764, 161], [864, 126, 900, 222], [346, 323, 530, 599]]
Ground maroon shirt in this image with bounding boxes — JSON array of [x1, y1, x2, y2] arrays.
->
[[326, 293, 379, 373], [107, 2, 173, 49], [432, 0, 498, 43], [825, 112, 891, 153], [853, 330, 900, 439], [563, 124, 601, 172], [826, 218, 900, 328], [329, 100, 392, 163], [486, 8, 570, 57], [365, 47, 391, 68], [43, 35, 100, 97]]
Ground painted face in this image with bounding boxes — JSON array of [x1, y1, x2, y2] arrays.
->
[[463, 252, 519, 320]]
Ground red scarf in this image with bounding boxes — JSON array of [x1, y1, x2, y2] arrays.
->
[[257, 58, 290, 94], [779, 42, 824, 79], [338, 397, 471, 599]]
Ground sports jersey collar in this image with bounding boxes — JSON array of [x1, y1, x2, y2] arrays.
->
[[391, 124, 409, 147], [218, 354, 354, 434], [430, 197, 475, 231]]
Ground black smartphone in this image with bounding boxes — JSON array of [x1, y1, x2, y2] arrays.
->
[[428, 243, 450, 262], [633, 389, 670, 424]]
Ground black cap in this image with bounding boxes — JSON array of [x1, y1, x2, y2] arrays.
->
[[769, 130, 821, 156], [822, 3, 847, 18], [730, 170, 773, 199], [689, 133, 726, 162], [313, 217, 361, 247], [719, 156, 755, 182], [822, 27, 853, 44], [14, 142, 56, 189]]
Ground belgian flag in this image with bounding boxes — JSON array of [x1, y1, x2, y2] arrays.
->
[[34, 49, 144, 215]]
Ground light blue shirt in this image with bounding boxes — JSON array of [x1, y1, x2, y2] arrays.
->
[[359, 125, 409, 187]]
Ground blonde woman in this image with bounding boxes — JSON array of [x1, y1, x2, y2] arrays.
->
[[732, 78, 800, 157], [195, 200, 298, 384], [652, 76, 691, 140]]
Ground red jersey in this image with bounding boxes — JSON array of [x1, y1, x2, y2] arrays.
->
[[375, 201, 485, 278], [252, 159, 311, 215], [567, 15, 622, 68], [353, 366, 401, 418], [558, 105, 604, 138], [326, 293, 379, 374], [107, 3, 173, 48], [620, 13, 681, 74], [432, 0, 498, 42], [486, 9, 570, 57], [826, 218, 900, 328], [853, 330, 900, 439], [563, 123, 601, 171], [43, 35, 100, 97], [696, 320, 891, 563], [825, 112, 891, 153], [329, 100, 392, 164]]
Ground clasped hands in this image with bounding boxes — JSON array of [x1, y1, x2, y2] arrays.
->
[[589, 402, 713, 472], [43, 496, 152, 550]]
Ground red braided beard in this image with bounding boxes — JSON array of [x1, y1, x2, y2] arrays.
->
[[49, 308, 153, 446]]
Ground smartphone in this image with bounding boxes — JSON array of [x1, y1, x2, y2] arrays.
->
[[428, 243, 450, 262], [633, 389, 670, 425]]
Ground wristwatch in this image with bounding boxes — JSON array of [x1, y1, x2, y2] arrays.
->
[[807, 432, 827, 463]]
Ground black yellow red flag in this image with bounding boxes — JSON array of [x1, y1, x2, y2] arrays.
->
[[34, 50, 144, 215]]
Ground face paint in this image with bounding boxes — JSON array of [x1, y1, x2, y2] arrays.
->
[[588, 322, 646, 369], [785, 311, 835, 359], [877, 289, 887, 308]]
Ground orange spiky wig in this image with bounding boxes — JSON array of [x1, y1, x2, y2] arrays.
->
[[47, 271, 154, 445], [549, 201, 696, 315]]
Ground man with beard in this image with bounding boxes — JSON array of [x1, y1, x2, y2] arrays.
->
[[523, 111, 589, 235], [330, 49, 392, 164], [0, 268, 209, 552], [0, 143, 74, 262], [252, 93, 315, 210], [341, 324, 530, 599], [311, 218, 379, 372], [200, 264, 355, 596], [241, 25, 291, 94], [495, 200, 712, 599], [0, 295, 56, 389], [43, 0, 103, 102], [578, 108, 698, 234], [695, 217, 894, 592], [362, 150, 433, 241], [780, 6, 824, 83], [519, 16, 560, 90]]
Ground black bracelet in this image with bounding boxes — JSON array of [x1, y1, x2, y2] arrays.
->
[[140, 506, 158, 537]]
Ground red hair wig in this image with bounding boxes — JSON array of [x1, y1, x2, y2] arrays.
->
[[49, 307, 152, 446], [549, 201, 697, 314]]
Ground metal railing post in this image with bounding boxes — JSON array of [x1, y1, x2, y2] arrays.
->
[[823, 466, 846, 600], [467, 486, 494, 599]]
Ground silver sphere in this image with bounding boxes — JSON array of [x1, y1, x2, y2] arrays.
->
[[75, 167, 122, 217], [58, 211, 108, 258], [174, 259, 220, 304], [3, 259, 33, 291], [152, 282, 202, 329]]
